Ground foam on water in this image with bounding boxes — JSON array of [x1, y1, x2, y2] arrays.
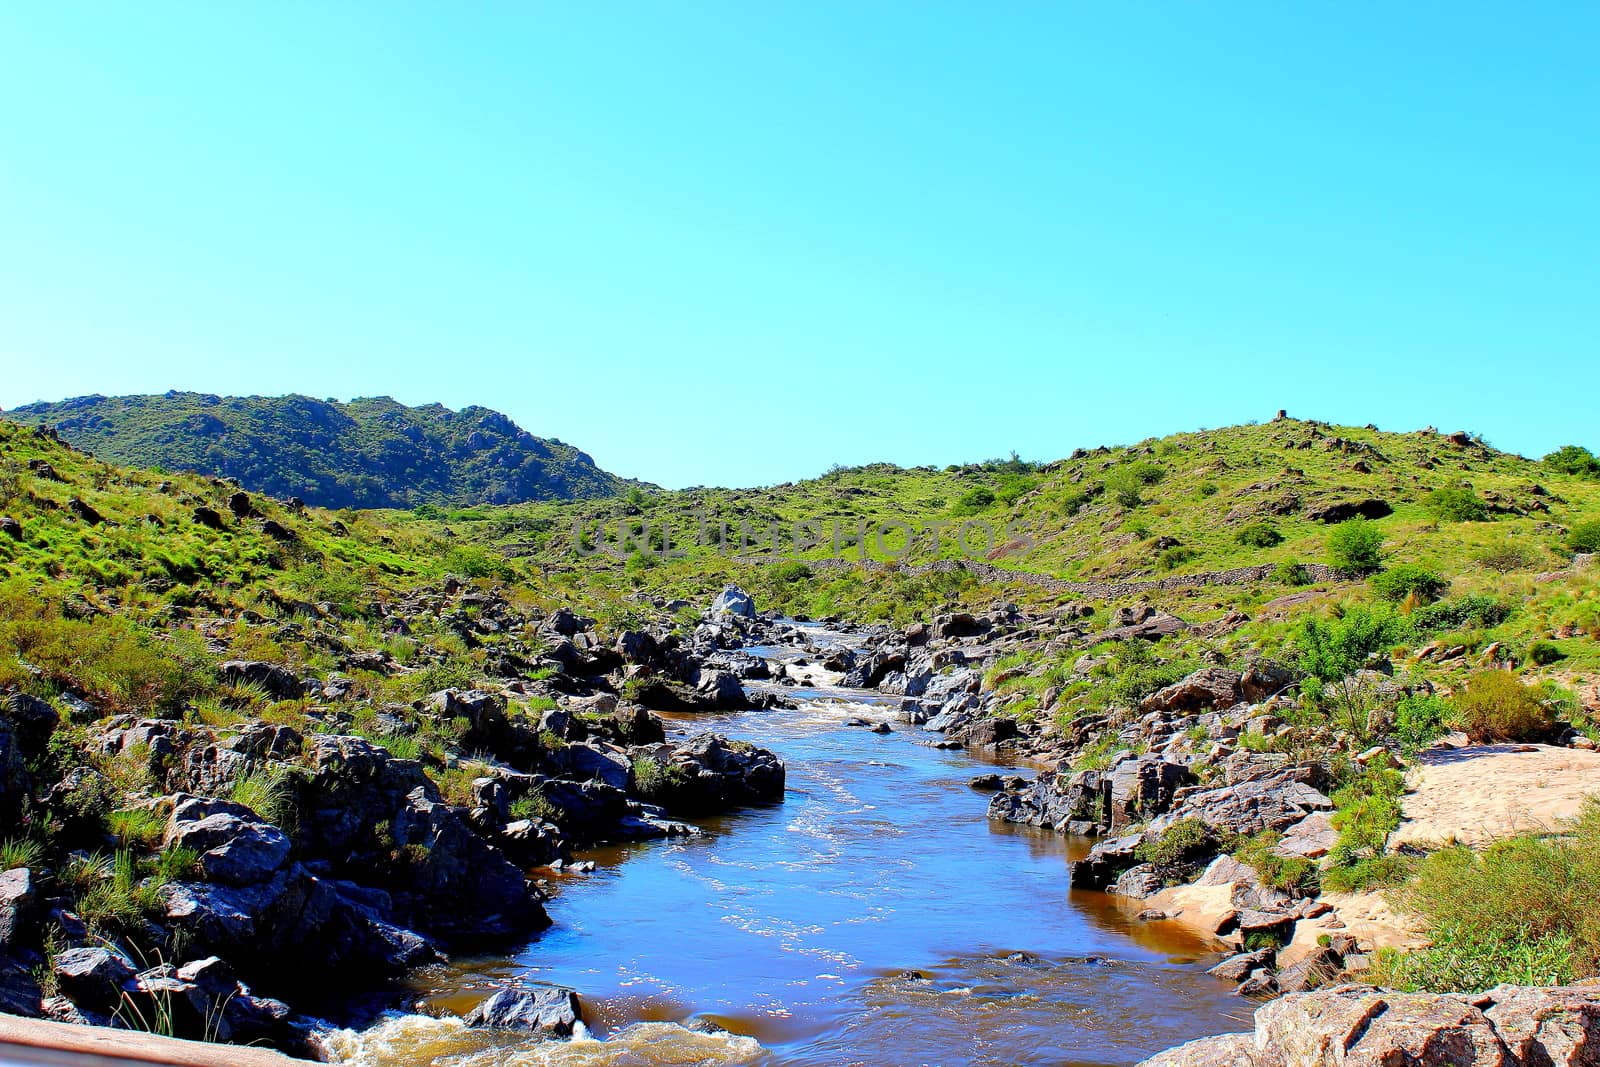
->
[[321, 1014, 768, 1066]]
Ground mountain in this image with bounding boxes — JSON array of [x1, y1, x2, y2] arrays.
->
[[3, 392, 638, 509]]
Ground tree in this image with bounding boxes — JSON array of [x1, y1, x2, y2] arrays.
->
[[1328, 518, 1384, 573], [1543, 445, 1600, 479]]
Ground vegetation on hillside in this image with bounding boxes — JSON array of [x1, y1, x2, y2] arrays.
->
[[5, 392, 637, 509]]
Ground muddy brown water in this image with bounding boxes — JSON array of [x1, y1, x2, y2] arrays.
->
[[322, 624, 1245, 1066]]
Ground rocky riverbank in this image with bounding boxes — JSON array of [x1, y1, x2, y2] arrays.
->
[[0, 584, 793, 1055]]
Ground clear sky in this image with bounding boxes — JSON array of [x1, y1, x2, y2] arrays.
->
[[1, 3, 1595, 488]]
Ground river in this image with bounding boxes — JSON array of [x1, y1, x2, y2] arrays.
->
[[323, 624, 1242, 1066]]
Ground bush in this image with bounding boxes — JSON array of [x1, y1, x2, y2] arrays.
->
[[1328, 767, 1405, 864], [1392, 693, 1450, 754], [953, 487, 996, 514], [1543, 445, 1600, 479], [1426, 486, 1489, 523], [769, 560, 813, 584], [1237, 523, 1284, 549], [1370, 564, 1449, 604], [1568, 519, 1600, 554], [1297, 605, 1410, 684], [1135, 818, 1219, 880], [1233, 830, 1319, 893], [1411, 595, 1513, 633], [1372, 802, 1600, 991], [1272, 560, 1311, 586], [1157, 546, 1198, 571], [1450, 670, 1556, 744], [1328, 518, 1384, 573], [1103, 469, 1144, 509], [1528, 640, 1567, 666], [1474, 540, 1539, 574]]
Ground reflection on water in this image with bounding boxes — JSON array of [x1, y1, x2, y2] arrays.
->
[[341, 626, 1239, 1066]]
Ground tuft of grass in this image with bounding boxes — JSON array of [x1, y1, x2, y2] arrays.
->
[[228, 765, 296, 829], [108, 808, 166, 849], [0, 838, 43, 870]]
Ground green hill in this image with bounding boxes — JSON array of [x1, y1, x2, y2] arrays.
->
[[4, 392, 637, 509]]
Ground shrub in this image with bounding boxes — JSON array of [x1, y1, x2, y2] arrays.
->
[[1568, 520, 1600, 554], [1370, 564, 1448, 605], [1297, 605, 1410, 683], [1237, 523, 1284, 549], [1543, 445, 1600, 479], [1328, 767, 1405, 864], [1450, 671, 1556, 744], [1328, 518, 1384, 573], [1103, 470, 1144, 509], [1233, 830, 1319, 893], [631, 756, 690, 802], [1392, 693, 1450, 754], [1372, 802, 1600, 991], [108, 809, 165, 849], [1528, 640, 1567, 666], [953, 487, 996, 514], [1273, 560, 1311, 586], [1135, 818, 1219, 880], [1474, 540, 1539, 574], [769, 560, 813, 584], [1426, 487, 1489, 523], [1157, 546, 1198, 571], [1054, 487, 1093, 517], [1412, 595, 1513, 633]]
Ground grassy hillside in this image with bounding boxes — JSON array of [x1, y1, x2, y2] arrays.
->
[[4, 392, 636, 509]]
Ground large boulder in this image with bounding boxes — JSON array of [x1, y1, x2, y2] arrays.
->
[[165, 809, 291, 886], [463, 984, 584, 1037], [218, 661, 303, 701], [0, 952, 41, 1017], [1139, 668, 1244, 714], [1107, 756, 1193, 830], [0, 868, 37, 950], [53, 947, 137, 1012], [710, 587, 756, 618], [631, 734, 784, 815], [988, 769, 1108, 834], [1149, 767, 1332, 838], [1139, 982, 1600, 1066], [692, 670, 750, 710], [1, 694, 58, 757], [0, 722, 26, 822]]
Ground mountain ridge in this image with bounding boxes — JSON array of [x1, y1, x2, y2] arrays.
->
[[4, 391, 641, 509]]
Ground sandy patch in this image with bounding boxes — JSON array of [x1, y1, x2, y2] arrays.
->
[[1390, 743, 1600, 849]]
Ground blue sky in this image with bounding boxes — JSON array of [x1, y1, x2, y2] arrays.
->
[[1, 3, 1595, 488]]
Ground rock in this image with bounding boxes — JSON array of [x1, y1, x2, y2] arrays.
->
[[1150, 767, 1332, 838], [693, 670, 750, 710], [1069, 832, 1146, 891], [53, 947, 137, 1011], [1208, 949, 1275, 982], [1, 693, 59, 756], [1237, 968, 1279, 998], [1139, 668, 1243, 714], [67, 497, 105, 524], [0, 722, 27, 822], [1259, 985, 1510, 1065], [1107, 756, 1193, 830], [959, 717, 1019, 749], [1141, 1033, 1261, 1067], [0, 952, 42, 1017], [1481, 981, 1600, 1065], [463, 984, 584, 1037], [227, 491, 255, 518], [969, 773, 1005, 791], [989, 769, 1108, 834], [166, 811, 291, 886], [1275, 946, 1341, 993], [630, 734, 784, 815], [1110, 864, 1166, 899], [0, 868, 38, 949], [933, 612, 989, 639], [1275, 812, 1338, 860], [192, 506, 227, 530], [0, 517, 21, 541], [219, 660, 303, 701], [710, 587, 756, 618]]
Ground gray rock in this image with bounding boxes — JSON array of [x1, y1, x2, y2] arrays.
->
[[463, 984, 584, 1037], [0, 868, 37, 949], [710, 587, 756, 618], [218, 660, 303, 701], [166, 812, 291, 886], [53, 947, 137, 1011]]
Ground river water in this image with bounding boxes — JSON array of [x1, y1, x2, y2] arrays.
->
[[323, 625, 1243, 1066]]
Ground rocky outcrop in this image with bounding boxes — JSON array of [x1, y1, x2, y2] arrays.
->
[[1139, 982, 1600, 1067], [629, 733, 784, 815]]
